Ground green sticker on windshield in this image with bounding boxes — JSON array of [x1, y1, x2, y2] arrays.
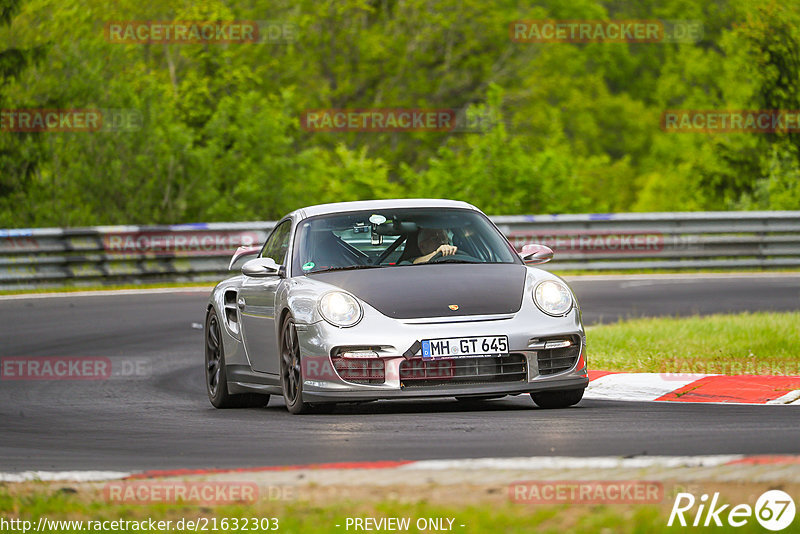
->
[[302, 261, 315, 271]]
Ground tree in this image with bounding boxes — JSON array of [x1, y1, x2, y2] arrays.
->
[[0, 0, 48, 225], [733, 1, 800, 209]]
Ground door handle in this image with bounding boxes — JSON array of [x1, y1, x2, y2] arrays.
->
[[237, 297, 246, 310]]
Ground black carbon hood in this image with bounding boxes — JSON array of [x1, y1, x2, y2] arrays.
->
[[311, 263, 526, 319]]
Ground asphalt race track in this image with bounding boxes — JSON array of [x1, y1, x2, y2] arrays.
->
[[1, 274, 799, 472]]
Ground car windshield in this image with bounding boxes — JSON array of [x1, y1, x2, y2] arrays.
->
[[292, 207, 520, 274]]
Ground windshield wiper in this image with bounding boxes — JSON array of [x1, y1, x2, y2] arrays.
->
[[417, 259, 480, 265], [309, 264, 387, 273]]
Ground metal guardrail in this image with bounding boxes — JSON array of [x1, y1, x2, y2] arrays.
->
[[1, 211, 799, 289], [0, 222, 275, 289], [494, 210, 800, 271]]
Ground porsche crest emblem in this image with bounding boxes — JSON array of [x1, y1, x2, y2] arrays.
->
[[448, 304, 459, 311]]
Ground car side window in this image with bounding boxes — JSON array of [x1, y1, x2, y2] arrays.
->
[[261, 220, 291, 264]]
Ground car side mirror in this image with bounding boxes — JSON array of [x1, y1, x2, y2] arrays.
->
[[242, 257, 283, 277], [229, 245, 261, 270], [520, 244, 554, 265]]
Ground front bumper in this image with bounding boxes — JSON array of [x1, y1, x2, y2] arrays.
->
[[296, 297, 588, 403], [302, 373, 589, 402]]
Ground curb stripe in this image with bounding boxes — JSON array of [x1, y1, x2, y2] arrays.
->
[[767, 390, 800, 405], [4, 455, 800, 482], [655, 375, 800, 404], [588, 371, 800, 405], [397, 455, 745, 470], [726, 455, 800, 465], [585, 372, 709, 402], [587, 370, 619, 381]]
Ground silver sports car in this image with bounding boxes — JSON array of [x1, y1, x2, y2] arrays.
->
[[205, 199, 588, 414]]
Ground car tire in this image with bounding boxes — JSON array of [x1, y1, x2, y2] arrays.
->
[[530, 388, 584, 409], [205, 309, 270, 409], [280, 315, 314, 414]]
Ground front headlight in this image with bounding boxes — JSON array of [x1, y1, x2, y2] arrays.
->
[[533, 280, 573, 316], [319, 291, 363, 327]]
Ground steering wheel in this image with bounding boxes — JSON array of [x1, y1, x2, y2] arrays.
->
[[427, 250, 480, 263]]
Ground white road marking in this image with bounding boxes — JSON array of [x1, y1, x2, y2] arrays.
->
[[0, 287, 213, 301]]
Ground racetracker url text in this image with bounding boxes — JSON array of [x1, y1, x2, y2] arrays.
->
[[0, 517, 279, 532]]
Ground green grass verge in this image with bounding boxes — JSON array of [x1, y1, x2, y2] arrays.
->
[[0, 487, 775, 533], [589, 311, 800, 375]]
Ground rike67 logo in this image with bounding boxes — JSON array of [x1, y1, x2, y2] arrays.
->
[[668, 490, 795, 531]]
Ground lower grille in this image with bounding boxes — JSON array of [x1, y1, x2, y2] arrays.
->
[[399, 354, 527, 389], [537, 337, 581, 376], [331, 357, 385, 385]]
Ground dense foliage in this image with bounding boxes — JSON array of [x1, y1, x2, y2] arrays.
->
[[1, 0, 799, 227]]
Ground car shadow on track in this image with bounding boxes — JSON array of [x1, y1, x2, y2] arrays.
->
[[250, 395, 591, 416]]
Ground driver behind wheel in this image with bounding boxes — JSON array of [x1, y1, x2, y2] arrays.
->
[[413, 228, 457, 264]]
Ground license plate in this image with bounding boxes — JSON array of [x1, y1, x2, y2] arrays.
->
[[421, 335, 508, 359]]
